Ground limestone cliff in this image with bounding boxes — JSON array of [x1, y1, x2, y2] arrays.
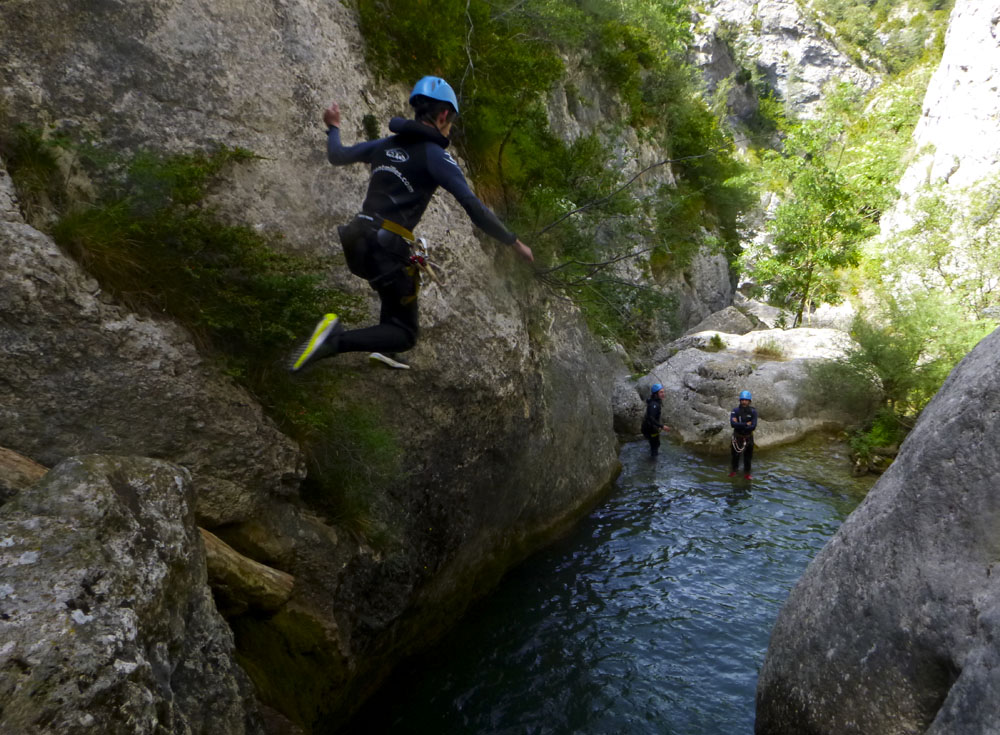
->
[[0, 1, 621, 729], [876, 0, 1000, 314]]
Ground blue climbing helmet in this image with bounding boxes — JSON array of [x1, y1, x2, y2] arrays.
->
[[409, 76, 459, 114], [739, 390, 752, 401], [651, 383, 663, 394]]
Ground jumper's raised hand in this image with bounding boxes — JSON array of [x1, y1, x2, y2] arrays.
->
[[323, 102, 341, 129]]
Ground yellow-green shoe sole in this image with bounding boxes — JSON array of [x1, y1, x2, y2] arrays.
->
[[291, 313, 340, 372]]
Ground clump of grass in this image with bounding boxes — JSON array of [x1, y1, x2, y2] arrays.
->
[[753, 337, 784, 358], [706, 333, 726, 351], [0, 121, 68, 224]]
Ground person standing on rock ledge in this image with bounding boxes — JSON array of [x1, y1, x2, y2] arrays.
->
[[290, 76, 534, 373], [641, 383, 671, 459], [729, 390, 757, 479]]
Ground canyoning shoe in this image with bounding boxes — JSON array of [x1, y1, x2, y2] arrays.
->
[[369, 352, 411, 370], [744, 474, 753, 480], [290, 314, 343, 372], [728, 471, 738, 477]]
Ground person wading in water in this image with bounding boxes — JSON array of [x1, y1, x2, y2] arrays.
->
[[641, 383, 671, 459], [729, 390, 757, 479], [290, 76, 534, 372]]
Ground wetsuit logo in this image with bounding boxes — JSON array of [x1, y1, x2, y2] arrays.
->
[[385, 148, 409, 163]]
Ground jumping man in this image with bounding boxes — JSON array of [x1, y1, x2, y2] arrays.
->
[[290, 76, 533, 372]]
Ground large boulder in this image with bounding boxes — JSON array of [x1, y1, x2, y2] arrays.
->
[[619, 327, 857, 449], [0, 454, 262, 734], [756, 326, 1000, 734]]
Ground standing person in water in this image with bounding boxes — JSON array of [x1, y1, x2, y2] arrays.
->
[[729, 390, 758, 479], [290, 76, 534, 373], [641, 383, 670, 459]]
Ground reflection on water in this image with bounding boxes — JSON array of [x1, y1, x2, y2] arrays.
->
[[347, 436, 875, 734]]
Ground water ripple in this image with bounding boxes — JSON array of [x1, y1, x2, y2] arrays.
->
[[347, 436, 874, 735]]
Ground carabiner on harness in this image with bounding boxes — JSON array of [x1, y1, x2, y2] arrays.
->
[[410, 236, 445, 286]]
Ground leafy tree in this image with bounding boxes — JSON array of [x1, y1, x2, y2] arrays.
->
[[873, 173, 1000, 318], [746, 114, 874, 325]]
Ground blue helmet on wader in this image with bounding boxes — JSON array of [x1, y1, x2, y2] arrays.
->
[[651, 383, 663, 394], [409, 76, 459, 114], [739, 390, 752, 401]]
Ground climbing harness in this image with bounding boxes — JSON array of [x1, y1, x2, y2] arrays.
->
[[357, 213, 446, 288], [732, 434, 748, 454]]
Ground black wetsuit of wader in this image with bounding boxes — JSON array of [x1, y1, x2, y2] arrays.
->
[[730, 404, 758, 473], [328, 118, 518, 354], [642, 396, 665, 457]]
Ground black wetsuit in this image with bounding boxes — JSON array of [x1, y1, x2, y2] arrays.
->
[[327, 118, 517, 354], [730, 404, 758, 473], [642, 396, 664, 457]]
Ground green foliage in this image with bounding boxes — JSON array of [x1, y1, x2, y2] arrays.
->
[[843, 296, 993, 415], [742, 76, 926, 324], [50, 147, 361, 371], [746, 113, 873, 324], [707, 333, 725, 351], [0, 122, 68, 223], [848, 408, 905, 464], [806, 0, 953, 75], [806, 290, 993, 448], [355, 0, 751, 347], [872, 172, 1000, 318]]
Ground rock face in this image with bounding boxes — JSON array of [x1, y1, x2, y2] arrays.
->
[[693, 0, 876, 121], [616, 325, 857, 450], [0, 173, 305, 528], [0, 455, 261, 734], [877, 0, 1000, 305], [890, 0, 1000, 202], [756, 327, 1000, 734], [546, 55, 734, 335], [0, 1, 623, 729]]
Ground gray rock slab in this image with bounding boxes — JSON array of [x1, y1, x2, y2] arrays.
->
[[0, 217, 303, 526], [756, 326, 1000, 734]]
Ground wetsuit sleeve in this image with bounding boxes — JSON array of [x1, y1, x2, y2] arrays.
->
[[327, 127, 382, 166], [427, 146, 518, 245], [730, 408, 739, 428], [749, 408, 758, 431]]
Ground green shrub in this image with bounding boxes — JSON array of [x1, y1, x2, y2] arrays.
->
[[0, 122, 68, 224], [849, 409, 905, 464]]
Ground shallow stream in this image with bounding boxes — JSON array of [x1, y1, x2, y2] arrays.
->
[[348, 435, 876, 734]]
